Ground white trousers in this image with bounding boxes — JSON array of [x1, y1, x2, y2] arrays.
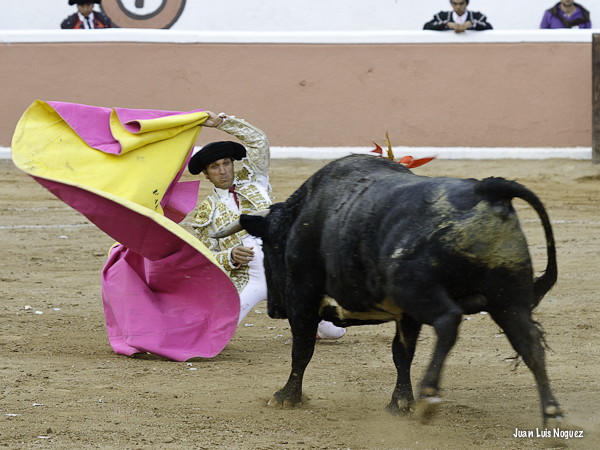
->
[[237, 239, 268, 325]]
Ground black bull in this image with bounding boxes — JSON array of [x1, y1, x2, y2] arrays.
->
[[213, 154, 562, 425]]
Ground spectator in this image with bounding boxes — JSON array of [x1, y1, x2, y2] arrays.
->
[[424, 0, 492, 33], [61, 0, 112, 29], [540, 1, 591, 28]]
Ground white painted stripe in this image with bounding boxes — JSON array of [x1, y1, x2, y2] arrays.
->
[[0, 224, 93, 230], [0, 29, 597, 45], [1, 146, 592, 160], [268, 147, 592, 160], [5, 207, 71, 212]]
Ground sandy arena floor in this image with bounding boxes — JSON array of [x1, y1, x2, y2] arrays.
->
[[0, 157, 599, 449]]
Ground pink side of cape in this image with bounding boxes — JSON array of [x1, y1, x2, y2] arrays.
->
[[47, 101, 119, 153], [46, 101, 204, 154], [113, 107, 204, 134], [162, 180, 201, 224], [35, 177, 240, 360]]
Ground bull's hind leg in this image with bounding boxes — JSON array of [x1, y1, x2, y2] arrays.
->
[[386, 316, 422, 416], [491, 307, 562, 426], [413, 296, 463, 423]]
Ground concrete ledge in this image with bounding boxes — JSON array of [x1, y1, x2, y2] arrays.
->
[[2, 147, 592, 160], [0, 29, 597, 45]]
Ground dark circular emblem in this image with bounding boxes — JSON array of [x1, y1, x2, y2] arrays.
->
[[101, 0, 186, 29]]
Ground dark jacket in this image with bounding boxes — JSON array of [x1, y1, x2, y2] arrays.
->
[[61, 12, 113, 29], [423, 10, 493, 31], [546, 2, 590, 28]]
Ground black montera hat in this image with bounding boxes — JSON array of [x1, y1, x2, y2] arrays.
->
[[69, 0, 101, 5], [188, 141, 247, 175]]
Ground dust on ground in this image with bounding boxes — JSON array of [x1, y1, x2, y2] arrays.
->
[[1, 158, 599, 449]]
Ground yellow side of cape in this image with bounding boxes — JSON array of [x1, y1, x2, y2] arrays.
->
[[12, 100, 208, 215]]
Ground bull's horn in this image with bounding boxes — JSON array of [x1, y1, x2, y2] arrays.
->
[[209, 209, 270, 239]]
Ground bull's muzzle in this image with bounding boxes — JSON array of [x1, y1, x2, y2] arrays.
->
[[209, 209, 270, 239]]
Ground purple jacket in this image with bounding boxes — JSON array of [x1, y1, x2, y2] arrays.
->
[[540, 3, 591, 28]]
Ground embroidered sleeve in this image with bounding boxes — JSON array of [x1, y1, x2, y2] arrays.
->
[[191, 200, 236, 271], [61, 14, 78, 29], [423, 12, 449, 30], [217, 116, 270, 178], [470, 12, 493, 30], [193, 223, 236, 271], [96, 12, 113, 28]]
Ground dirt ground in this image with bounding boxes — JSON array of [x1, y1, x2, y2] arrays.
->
[[1, 157, 599, 450]]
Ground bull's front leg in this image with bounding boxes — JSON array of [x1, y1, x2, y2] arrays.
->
[[268, 306, 320, 408]]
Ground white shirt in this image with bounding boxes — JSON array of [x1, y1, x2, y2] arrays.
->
[[77, 11, 95, 29], [452, 11, 468, 25]]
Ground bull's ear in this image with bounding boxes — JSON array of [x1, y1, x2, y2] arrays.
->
[[240, 214, 268, 238]]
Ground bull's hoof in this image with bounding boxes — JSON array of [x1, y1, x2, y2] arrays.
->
[[421, 387, 438, 397], [267, 396, 296, 409], [385, 402, 401, 416], [267, 396, 281, 408], [543, 405, 564, 426], [413, 397, 443, 424], [385, 400, 412, 416]]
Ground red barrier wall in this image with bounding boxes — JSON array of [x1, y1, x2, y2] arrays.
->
[[0, 41, 591, 148]]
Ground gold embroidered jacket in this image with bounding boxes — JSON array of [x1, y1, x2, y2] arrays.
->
[[192, 116, 273, 292]]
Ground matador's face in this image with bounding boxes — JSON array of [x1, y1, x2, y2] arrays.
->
[[203, 158, 235, 190]]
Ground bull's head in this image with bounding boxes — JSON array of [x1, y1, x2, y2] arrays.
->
[[210, 209, 271, 240], [210, 207, 289, 319]]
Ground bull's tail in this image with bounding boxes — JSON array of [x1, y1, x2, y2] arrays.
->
[[477, 177, 557, 309]]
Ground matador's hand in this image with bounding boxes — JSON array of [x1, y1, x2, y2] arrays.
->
[[232, 246, 255, 265], [202, 111, 224, 128]]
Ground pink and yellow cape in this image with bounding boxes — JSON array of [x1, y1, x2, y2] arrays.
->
[[11, 100, 240, 361]]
